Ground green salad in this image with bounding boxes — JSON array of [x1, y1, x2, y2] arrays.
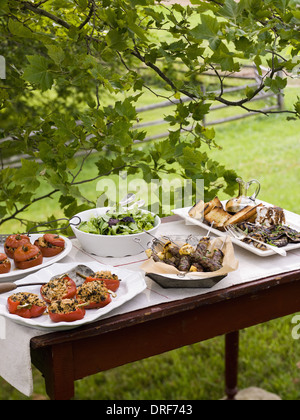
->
[[78, 209, 156, 236]]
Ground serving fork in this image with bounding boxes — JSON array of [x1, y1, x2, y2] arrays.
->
[[224, 225, 287, 257]]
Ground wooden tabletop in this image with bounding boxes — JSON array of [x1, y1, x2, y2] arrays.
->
[[29, 215, 300, 400]]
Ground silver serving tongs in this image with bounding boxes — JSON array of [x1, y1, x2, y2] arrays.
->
[[0, 216, 81, 244]]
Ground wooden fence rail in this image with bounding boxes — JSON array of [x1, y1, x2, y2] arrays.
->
[[134, 66, 284, 142], [1, 66, 284, 167]]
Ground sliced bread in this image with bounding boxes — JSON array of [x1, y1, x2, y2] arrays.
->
[[204, 207, 231, 230], [225, 204, 262, 226]]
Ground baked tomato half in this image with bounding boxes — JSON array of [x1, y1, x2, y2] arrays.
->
[[40, 275, 77, 303], [34, 234, 65, 258], [7, 292, 47, 319], [48, 299, 86, 323], [0, 253, 11, 274], [4, 234, 31, 259], [14, 244, 43, 270], [76, 281, 112, 310], [85, 270, 120, 292], [84, 276, 120, 293]]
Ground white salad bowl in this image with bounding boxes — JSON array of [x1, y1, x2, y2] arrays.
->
[[71, 208, 161, 258]]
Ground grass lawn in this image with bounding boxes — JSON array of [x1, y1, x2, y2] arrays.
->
[[0, 85, 300, 400]]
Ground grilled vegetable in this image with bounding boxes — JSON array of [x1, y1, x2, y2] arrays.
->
[[179, 244, 194, 256], [238, 222, 300, 249]]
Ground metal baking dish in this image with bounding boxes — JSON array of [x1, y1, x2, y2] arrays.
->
[[146, 273, 227, 289]]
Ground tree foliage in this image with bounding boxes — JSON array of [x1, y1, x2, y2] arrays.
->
[[0, 0, 300, 229]]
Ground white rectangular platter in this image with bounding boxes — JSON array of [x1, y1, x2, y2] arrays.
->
[[0, 261, 147, 331], [173, 201, 300, 257]]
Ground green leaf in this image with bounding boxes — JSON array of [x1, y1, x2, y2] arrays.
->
[[106, 29, 129, 51], [23, 55, 53, 91], [211, 43, 235, 71], [77, 0, 88, 10], [127, 22, 149, 42], [46, 45, 65, 65], [190, 14, 221, 51], [96, 157, 113, 175], [245, 86, 255, 99], [189, 101, 211, 121], [219, 0, 239, 20], [265, 76, 287, 94], [13, 159, 40, 192], [8, 18, 35, 38], [0, 205, 7, 219]]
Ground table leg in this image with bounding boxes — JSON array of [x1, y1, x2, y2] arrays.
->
[[225, 331, 239, 400], [31, 343, 75, 400]]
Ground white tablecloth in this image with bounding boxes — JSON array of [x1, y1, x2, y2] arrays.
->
[[1, 220, 300, 397]]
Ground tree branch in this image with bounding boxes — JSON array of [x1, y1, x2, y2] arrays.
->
[[17, 0, 297, 117], [0, 189, 59, 226], [21, 1, 71, 29], [78, 0, 95, 30]]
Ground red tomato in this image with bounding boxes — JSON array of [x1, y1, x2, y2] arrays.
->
[[7, 294, 47, 319], [4, 235, 30, 259], [48, 299, 86, 323], [0, 253, 11, 274], [14, 244, 43, 270], [44, 234, 65, 248], [77, 293, 112, 310], [34, 234, 65, 258], [40, 276, 77, 303], [76, 280, 112, 310], [84, 276, 120, 293], [49, 308, 86, 323]]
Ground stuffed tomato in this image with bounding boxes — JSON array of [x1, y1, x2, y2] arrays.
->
[[34, 234, 65, 257], [0, 253, 11, 274], [40, 275, 77, 303], [4, 235, 31, 259], [76, 281, 112, 310], [48, 299, 86, 323], [7, 292, 47, 319], [14, 244, 43, 270], [84, 270, 120, 292]]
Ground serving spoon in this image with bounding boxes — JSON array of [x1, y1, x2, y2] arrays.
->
[[0, 264, 95, 295]]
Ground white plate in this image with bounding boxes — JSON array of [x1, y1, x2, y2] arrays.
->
[[0, 261, 147, 331], [0, 234, 73, 282], [173, 200, 300, 257]]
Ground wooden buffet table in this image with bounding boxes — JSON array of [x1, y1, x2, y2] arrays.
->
[[27, 215, 300, 400]]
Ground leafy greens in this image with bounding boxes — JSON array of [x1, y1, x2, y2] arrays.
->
[[78, 209, 156, 236]]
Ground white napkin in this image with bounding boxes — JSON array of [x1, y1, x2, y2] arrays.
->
[[0, 317, 41, 396]]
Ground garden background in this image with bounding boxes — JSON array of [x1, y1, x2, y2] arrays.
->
[[0, 0, 300, 400]]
